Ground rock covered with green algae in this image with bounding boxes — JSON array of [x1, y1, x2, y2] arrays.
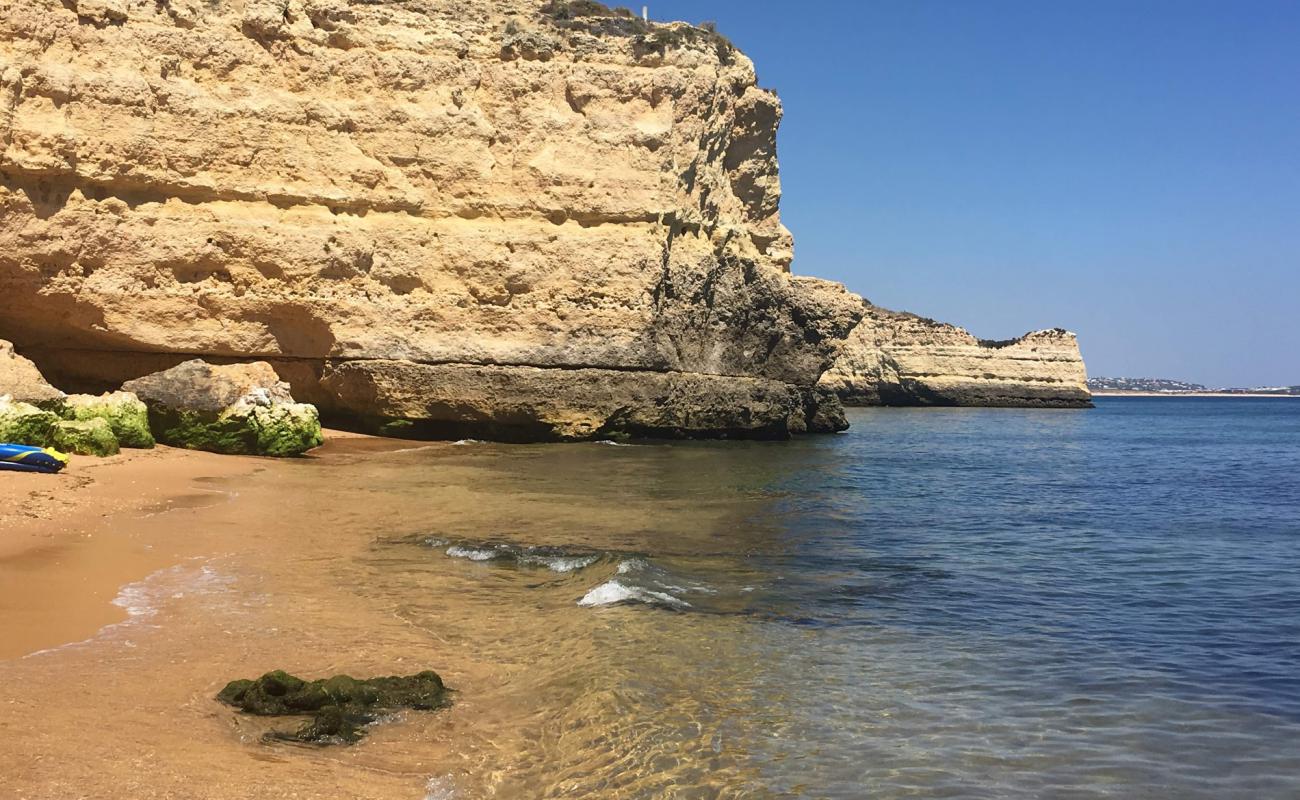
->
[[0, 397, 60, 447], [217, 669, 449, 744], [123, 360, 323, 457], [51, 418, 120, 457], [64, 392, 155, 449]]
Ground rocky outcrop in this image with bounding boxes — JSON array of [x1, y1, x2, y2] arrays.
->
[[123, 360, 323, 456], [0, 398, 60, 447], [0, 340, 64, 412], [65, 391, 155, 448], [217, 669, 449, 745], [820, 305, 1092, 408], [51, 417, 119, 456], [0, 1, 861, 441]]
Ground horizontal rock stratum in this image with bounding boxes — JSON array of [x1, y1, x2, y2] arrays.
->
[[0, 0, 861, 440], [819, 305, 1092, 408]]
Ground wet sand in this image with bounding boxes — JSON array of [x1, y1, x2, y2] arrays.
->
[[0, 433, 788, 799], [0, 446, 261, 658], [0, 433, 462, 799]]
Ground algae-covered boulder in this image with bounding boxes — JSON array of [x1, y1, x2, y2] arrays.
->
[[0, 340, 65, 414], [0, 397, 59, 446], [51, 418, 120, 457], [65, 392, 155, 449], [123, 361, 322, 456], [217, 669, 449, 744]]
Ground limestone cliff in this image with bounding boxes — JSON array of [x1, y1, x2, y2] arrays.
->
[[819, 304, 1092, 408], [0, 0, 861, 440]]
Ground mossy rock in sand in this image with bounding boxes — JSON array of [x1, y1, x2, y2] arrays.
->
[[149, 403, 322, 457], [217, 669, 449, 744], [51, 418, 120, 457], [65, 391, 155, 448], [0, 399, 60, 447], [123, 360, 323, 457]]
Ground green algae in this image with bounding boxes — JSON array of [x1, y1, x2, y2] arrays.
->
[[251, 404, 323, 457], [51, 418, 120, 457], [65, 393, 155, 449], [0, 401, 59, 447], [216, 669, 448, 745], [149, 403, 322, 457]]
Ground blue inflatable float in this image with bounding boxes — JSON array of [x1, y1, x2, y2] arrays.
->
[[0, 443, 70, 474]]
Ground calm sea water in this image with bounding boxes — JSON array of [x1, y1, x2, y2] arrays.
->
[[355, 398, 1300, 798]]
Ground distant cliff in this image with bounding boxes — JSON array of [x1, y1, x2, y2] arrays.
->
[[0, 0, 860, 440], [819, 304, 1092, 408]]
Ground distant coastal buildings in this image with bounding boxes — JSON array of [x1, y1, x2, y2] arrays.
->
[[1089, 377, 1300, 396]]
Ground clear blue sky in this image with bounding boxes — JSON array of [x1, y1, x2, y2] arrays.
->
[[649, 0, 1300, 387]]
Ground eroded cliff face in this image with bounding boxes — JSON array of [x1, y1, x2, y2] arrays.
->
[[0, 0, 861, 439], [819, 304, 1092, 408]]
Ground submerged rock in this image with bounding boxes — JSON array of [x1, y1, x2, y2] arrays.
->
[[51, 418, 120, 457], [0, 340, 65, 414], [123, 361, 322, 456], [216, 669, 449, 745], [0, 398, 59, 447], [65, 392, 155, 449]]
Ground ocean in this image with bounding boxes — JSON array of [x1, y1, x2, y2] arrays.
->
[[5, 398, 1298, 798], [353, 397, 1300, 797]]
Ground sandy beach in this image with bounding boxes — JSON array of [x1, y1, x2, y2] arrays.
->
[[0, 432, 472, 799]]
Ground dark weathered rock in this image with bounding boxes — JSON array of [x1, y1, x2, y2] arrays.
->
[[216, 669, 449, 745], [124, 361, 322, 456], [321, 360, 808, 442], [789, 387, 849, 434]]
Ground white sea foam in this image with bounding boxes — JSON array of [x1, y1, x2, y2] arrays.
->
[[578, 580, 690, 609], [26, 561, 233, 659], [451, 439, 483, 446], [616, 558, 648, 575], [446, 545, 500, 561], [519, 554, 600, 573], [595, 440, 637, 447], [423, 776, 456, 800], [440, 540, 601, 572]]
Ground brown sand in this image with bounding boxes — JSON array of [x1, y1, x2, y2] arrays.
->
[[0, 432, 461, 799], [1, 433, 802, 798], [0, 446, 262, 659]]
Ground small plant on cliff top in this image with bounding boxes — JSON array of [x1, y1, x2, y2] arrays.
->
[[541, 0, 633, 20]]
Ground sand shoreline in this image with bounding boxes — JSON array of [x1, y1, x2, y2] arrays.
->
[[0, 430, 407, 660], [0, 429, 469, 798]]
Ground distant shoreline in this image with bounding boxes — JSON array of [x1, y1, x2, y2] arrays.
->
[[1093, 392, 1300, 398]]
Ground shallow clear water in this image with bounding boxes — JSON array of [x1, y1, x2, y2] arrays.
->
[[346, 398, 1300, 797]]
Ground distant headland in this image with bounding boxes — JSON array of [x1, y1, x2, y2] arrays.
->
[[1089, 377, 1300, 397]]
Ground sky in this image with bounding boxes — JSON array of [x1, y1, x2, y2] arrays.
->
[[648, 0, 1300, 387]]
